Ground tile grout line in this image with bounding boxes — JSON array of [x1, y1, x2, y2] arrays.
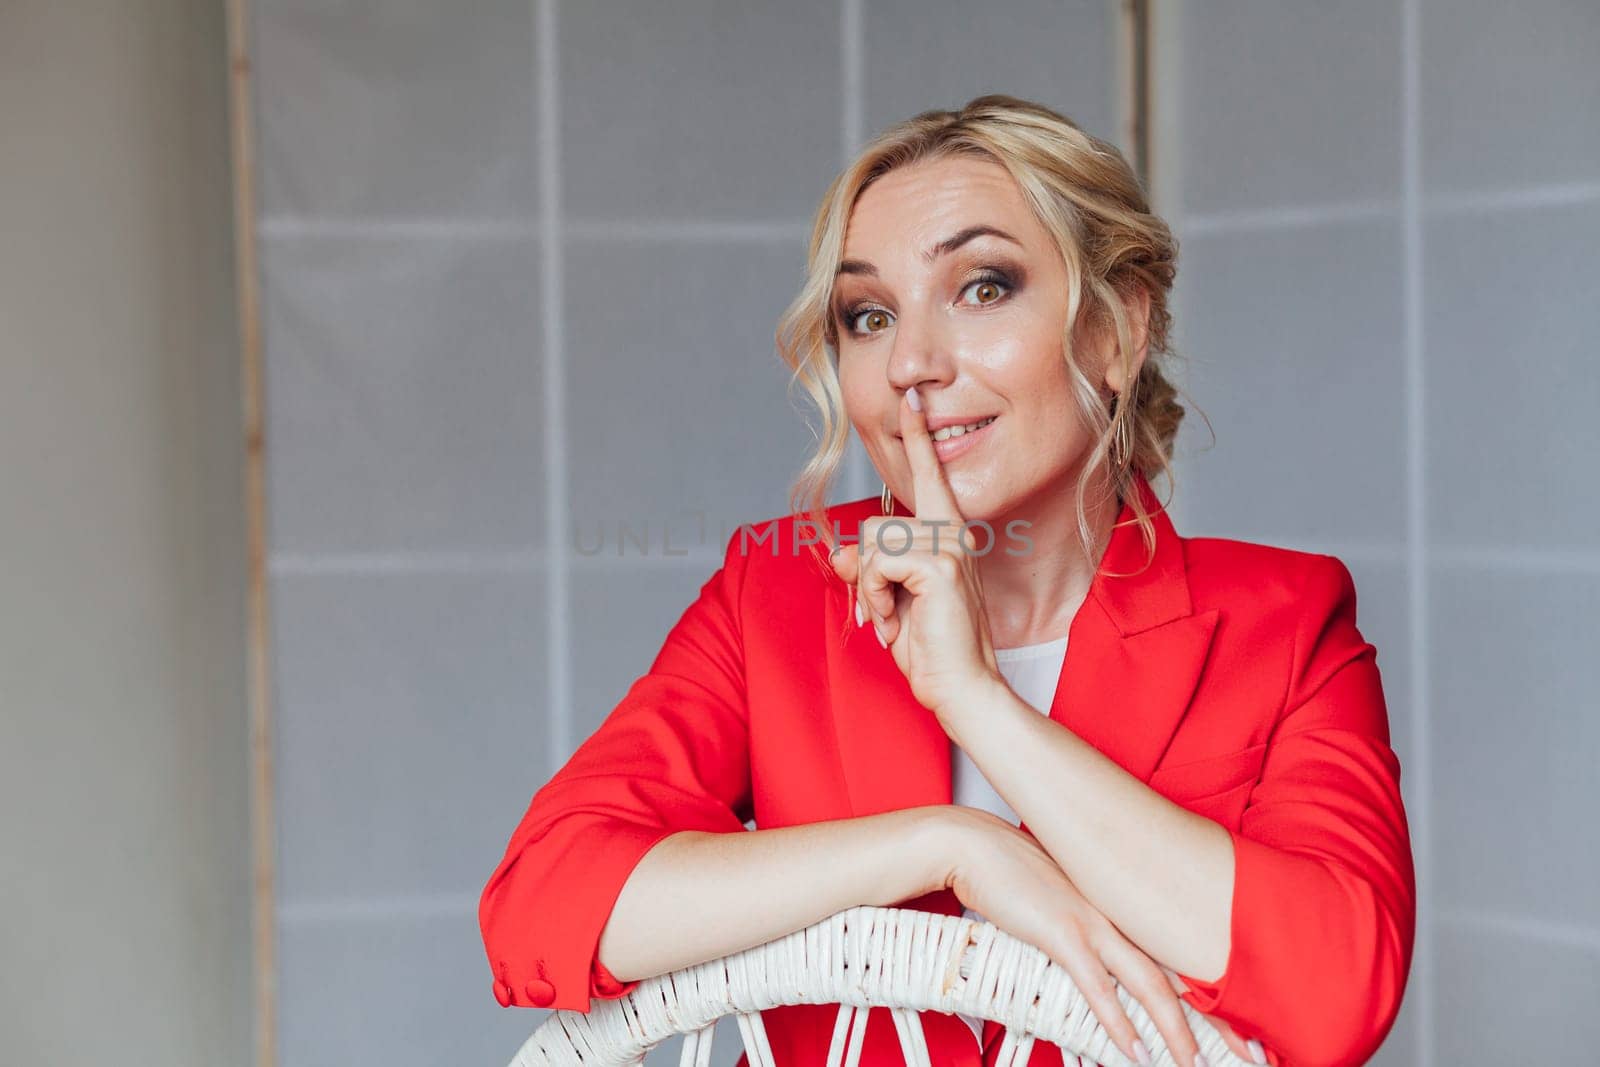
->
[[840, 0, 863, 157], [257, 217, 540, 241], [1437, 909, 1600, 954], [537, 0, 570, 773], [841, 0, 870, 505], [1402, 1, 1436, 1063], [1429, 547, 1600, 573], [278, 892, 482, 925], [1180, 199, 1399, 235], [273, 894, 1600, 955], [1426, 181, 1600, 215], [265, 543, 1600, 577], [257, 217, 811, 240], [252, 184, 1600, 246], [569, 220, 812, 242], [270, 551, 544, 575]]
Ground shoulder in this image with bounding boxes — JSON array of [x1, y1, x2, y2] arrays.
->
[[1182, 534, 1359, 622], [1184, 534, 1376, 719]]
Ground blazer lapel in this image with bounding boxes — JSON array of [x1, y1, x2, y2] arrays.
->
[[1043, 473, 1221, 790], [828, 471, 1219, 835]]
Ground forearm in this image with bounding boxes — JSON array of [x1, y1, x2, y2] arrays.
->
[[597, 805, 953, 984], [950, 677, 1234, 982]]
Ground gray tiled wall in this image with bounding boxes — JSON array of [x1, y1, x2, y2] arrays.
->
[[254, 3, 1113, 1065], [1162, 2, 1600, 1065], [255, 2, 1598, 1065]]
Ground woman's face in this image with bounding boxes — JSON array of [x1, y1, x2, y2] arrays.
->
[[832, 154, 1133, 522]]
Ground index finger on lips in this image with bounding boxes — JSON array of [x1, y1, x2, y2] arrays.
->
[[898, 386, 963, 526], [828, 540, 859, 584]]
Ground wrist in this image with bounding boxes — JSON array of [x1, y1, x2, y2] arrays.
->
[[911, 804, 992, 894], [968, 668, 1012, 706], [937, 669, 1014, 730]]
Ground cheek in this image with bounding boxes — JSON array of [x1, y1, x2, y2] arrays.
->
[[836, 361, 880, 420], [1009, 371, 1095, 461], [967, 328, 1073, 414], [960, 304, 1065, 380]]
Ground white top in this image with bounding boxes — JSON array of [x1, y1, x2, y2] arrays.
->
[[951, 634, 1070, 1048]]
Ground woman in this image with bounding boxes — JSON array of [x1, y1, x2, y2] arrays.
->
[[480, 96, 1415, 1067]]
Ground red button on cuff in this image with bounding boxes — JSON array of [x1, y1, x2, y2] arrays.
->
[[492, 979, 514, 1007], [525, 978, 556, 1007]]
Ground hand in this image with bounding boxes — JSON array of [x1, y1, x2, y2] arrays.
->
[[1162, 968, 1272, 1066], [940, 808, 1223, 1067], [828, 386, 1001, 724]]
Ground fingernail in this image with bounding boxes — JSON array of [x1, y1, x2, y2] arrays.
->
[[1247, 1039, 1266, 1064], [906, 386, 921, 412], [855, 601, 865, 627], [1131, 1039, 1151, 1066], [874, 625, 887, 649], [1194, 1055, 1209, 1067]]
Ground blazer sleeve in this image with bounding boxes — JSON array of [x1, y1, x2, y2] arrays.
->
[[478, 527, 756, 1013], [1174, 554, 1417, 1067]]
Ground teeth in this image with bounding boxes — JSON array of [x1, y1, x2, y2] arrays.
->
[[932, 416, 995, 442]]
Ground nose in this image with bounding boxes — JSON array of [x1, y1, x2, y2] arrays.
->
[[884, 303, 957, 399]]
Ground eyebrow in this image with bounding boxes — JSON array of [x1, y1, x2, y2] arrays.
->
[[835, 225, 1024, 278]]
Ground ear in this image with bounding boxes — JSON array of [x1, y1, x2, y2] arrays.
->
[[1101, 287, 1152, 397]]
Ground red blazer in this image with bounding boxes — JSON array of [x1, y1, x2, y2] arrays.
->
[[480, 472, 1416, 1067]]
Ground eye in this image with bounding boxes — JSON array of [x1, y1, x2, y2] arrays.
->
[[959, 274, 1011, 307], [847, 307, 894, 335]]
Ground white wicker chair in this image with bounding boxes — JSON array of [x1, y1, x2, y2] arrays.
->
[[507, 905, 1249, 1067]]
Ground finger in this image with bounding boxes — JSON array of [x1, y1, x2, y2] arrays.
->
[[897, 386, 963, 524], [1198, 1012, 1267, 1066], [1101, 945, 1199, 1067], [827, 545, 875, 634], [1057, 954, 1147, 1067], [828, 541, 859, 584], [856, 536, 903, 643], [860, 583, 885, 646], [855, 515, 909, 630], [1162, 966, 1264, 1064], [1135, 978, 1204, 1067], [859, 538, 958, 647]]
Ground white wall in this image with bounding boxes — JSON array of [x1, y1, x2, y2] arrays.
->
[[1154, 2, 1600, 1063], [250, 3, 1114, 1064], [0, 3, 251, 1064]]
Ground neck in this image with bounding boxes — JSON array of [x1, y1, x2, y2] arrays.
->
[[974, 466, 1122, 648]]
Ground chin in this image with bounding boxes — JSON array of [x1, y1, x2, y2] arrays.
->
[[943, 479, 997, 522]]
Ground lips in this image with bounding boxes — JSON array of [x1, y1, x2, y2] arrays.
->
[[923, 413, 1000, 433], [929, 415, 998, 443], [929, 415, 997, 463]]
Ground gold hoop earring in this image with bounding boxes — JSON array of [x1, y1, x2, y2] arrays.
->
[[880, 481, 894, 515], [1107, 388, 1134, 469], [1111, 413, 1134, 468]]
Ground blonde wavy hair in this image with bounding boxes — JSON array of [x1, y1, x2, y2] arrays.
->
[[775, 94, 1201, 579]]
